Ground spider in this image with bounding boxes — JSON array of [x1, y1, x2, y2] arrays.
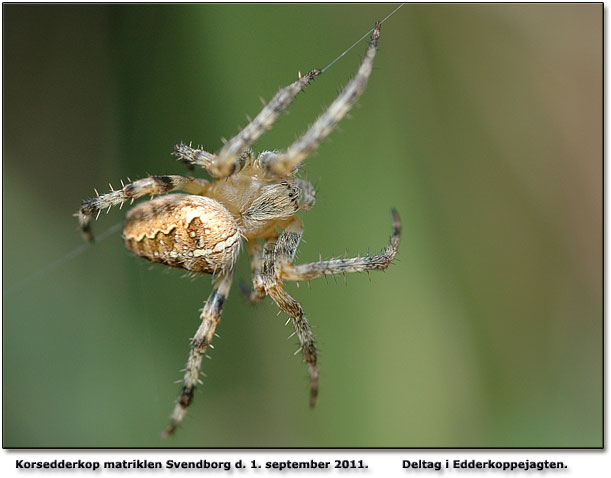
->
[[77, 22, 400, 438]]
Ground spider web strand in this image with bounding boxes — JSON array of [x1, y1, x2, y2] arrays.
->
[[3, 221, 123, 296], [321, 3, 405, 74]]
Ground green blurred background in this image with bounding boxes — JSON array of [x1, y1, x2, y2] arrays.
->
[[2, 4, 602, 447]]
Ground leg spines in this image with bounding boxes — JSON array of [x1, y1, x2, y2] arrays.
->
[[263, 23, 382, 177], [171, 23, 380, 179], [210, 69, 321, 179], [162, 272, 233, 439], [239, 208, 399, 408], [260, 219, 320, 406], [172, 142, 216, 171], [279, 209, 401, 282], [77, 175, 210, 242]]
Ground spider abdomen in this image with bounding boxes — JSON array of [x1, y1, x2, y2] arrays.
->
[[123, 194, 240, 274]]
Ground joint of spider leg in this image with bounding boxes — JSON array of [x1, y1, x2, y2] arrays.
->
[[79, 199, 96, 217]]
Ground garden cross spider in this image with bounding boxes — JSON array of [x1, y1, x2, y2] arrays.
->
[[77, 22, 400, 438]]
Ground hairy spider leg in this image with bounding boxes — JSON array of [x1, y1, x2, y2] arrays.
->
[[171, 143, 217, 171], [78, 175, 210, 242], [261, 217, 319, 407], [262, 210, 399, 406], [172, 144, 257, 177], [261, 22, 381, 177], [279, 209, 401, 282], [162, 271, 234, 439], [209, 69, 321, 179], [240, 176, 316, 304], [241, 240, 269, 305], [294, 178, 316, 211], [76, 19, 398, 439]]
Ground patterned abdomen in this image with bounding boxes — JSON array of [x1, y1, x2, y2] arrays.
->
[[123, 194, 240, 274]]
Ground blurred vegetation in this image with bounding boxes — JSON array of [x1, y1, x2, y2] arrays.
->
[[2, 4, 602, 447]]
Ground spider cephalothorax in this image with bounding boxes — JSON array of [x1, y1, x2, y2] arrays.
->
[[77, 22, 400, 438]]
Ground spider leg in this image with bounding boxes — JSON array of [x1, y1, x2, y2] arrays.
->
[[261, 22, 381, 177], [77, 175, 210, 242], [171, 143, 217, 171], [240, 240, 268, 305], [210, 69, 321, 179], [261, 209, 399, 407], [295, 178, 316, 211], [162, 271, 234, 439], [173, 143, 256, 176], [262, 217, 319, 406], [238, 181, 307, 304], [279, 209, 401, 282]]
